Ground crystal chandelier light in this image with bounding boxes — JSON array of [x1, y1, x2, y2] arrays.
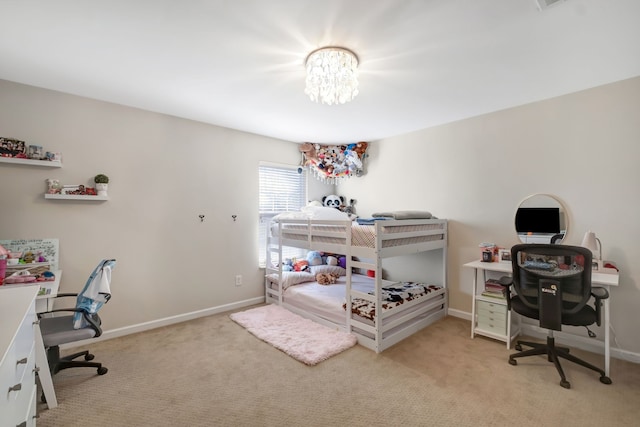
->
[[304, 46, 359, 105]]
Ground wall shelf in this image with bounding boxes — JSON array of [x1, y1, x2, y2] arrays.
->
[[0, 157, 62, 167], [44, 194, 108, 201]]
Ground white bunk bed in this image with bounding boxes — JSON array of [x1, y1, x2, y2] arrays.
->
[[264, 213, 448, 353]]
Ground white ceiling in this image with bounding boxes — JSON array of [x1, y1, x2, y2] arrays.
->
[[1, 0, 639, 144]]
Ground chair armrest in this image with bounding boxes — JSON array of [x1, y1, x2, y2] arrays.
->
[[591, 287, 609, 327], [591, 287, 609, 300], [39, 308, 83, 315], [498, 276, 513, 287], [53, 293, 79, 298], [498, 276, 513, 310]]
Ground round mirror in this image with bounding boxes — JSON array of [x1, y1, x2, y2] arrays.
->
[[515, 194, 568, 244]]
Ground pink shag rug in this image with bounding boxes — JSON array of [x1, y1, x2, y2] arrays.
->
[[230, 304, 357, 365]]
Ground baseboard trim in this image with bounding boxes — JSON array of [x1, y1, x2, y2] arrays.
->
[[61, 296, 264, 350], [447, 308, 471, 321], [447, 309, 640, 364]]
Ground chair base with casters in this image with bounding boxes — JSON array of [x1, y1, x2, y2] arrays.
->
[[46, 343, 108, 376], [509, 331, 611, 389]]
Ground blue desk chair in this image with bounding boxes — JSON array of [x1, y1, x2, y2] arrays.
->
[[500, 245, 610, 389], [39, 259, 116, 376]]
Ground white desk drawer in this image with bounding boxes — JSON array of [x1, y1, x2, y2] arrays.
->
[[0, 290, 38, 426], [14, 363, 37, 427], [476, 300, 507, 335], [477, 316, 507, 336], [477, 300, 507, 315]]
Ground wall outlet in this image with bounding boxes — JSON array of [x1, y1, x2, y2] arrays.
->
[[235, 275, 242, 286]]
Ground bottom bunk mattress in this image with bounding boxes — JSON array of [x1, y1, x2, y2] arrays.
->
[[277, 274, 445, 326]]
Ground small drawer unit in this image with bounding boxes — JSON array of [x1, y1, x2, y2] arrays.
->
[[476, 300, 507, 335]]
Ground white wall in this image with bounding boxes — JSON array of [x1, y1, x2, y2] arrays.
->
[[0, 79, 300, 330], [339, 76, 640, 355]]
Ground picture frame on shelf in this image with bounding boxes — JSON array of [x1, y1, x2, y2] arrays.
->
[[62, 185, 81, 195], [0, 137, 26, 157], [498, 249, 512, 263]]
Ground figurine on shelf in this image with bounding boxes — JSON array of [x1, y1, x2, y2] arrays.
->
[[22, 251, 35, 263], [46, 178, 62, 194]]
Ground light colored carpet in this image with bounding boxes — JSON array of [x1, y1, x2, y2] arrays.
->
[[37, 306, 640, 427], [229, 304, 357, 365]]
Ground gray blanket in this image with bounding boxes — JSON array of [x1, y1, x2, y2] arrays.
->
[[371, 210, 433, 219]]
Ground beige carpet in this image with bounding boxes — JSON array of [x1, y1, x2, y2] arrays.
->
[[38, 306, 640, 427]]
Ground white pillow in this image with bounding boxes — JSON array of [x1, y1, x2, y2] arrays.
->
[[310, 265, 346, 277], [300, 205, 349, 220], [266, 272, 315, 289]]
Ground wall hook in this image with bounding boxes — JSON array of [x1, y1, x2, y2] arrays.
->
[[232, 215, 237, 222], [199, 214, 205, 222]]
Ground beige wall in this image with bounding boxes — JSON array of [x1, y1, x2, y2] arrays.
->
[[0, 79, 299, 330], [2, 76, 639, 358], [340, 76, 640, 356]]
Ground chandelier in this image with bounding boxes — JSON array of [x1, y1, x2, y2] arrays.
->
[[304, 47, 359, 105]]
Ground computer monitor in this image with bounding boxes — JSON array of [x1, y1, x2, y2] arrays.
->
[[515, 207, 561, 234]]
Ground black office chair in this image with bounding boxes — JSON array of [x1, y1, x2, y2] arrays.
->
[[501, 244, 611, 389], [39, 259, 116, 376]]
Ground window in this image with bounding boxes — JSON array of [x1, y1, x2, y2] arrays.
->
[[258, 163, 306, 267]]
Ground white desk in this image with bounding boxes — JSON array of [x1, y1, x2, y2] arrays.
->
[[35, 270, 61, 313], [3, 270, 62, 313], [464, 260, 619, 376]]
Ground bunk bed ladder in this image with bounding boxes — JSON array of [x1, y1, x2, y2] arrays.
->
[[264, 221, 284, 305], [442, 221, 449, 315], [374, 221, 384, 352], [344, 221, 353, 332]]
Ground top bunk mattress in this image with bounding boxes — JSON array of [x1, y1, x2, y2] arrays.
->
[[271, 219, 445, 249]]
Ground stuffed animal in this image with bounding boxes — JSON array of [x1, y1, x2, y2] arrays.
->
[[322, 194, 345, 210], [281, 258, 293, 271], [338, 256, 347, 269], [293, 259, 309, 272], [299, 142, 317, 161], [325, 255, 338, 266], [352, 141, 368, 156], [343, 199, 356, 216], [316, 272, 339, 285], [306, 251, 323, 266], [22, 251, 35, 264]]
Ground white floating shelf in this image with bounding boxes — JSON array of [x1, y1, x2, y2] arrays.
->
[[0, 157, 62, 167], [44, 194, 108, 201]]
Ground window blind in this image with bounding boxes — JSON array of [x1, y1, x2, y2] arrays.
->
[[258, 164, 306, 267]]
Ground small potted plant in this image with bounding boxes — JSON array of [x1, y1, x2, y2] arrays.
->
[[94, 174, 109, 196]]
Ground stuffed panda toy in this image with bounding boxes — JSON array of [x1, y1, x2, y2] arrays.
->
[[322, 194, 344, 210]]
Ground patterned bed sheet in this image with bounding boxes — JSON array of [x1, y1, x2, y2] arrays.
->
[[343, 282, 444, 321], [272, 221, 444, 249]]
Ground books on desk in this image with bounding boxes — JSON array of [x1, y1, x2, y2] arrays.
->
[[482, 279, 506, 299], [481, 290, 506, 299]]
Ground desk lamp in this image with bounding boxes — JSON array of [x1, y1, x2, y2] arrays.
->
[[581, 231, 602, 269]]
